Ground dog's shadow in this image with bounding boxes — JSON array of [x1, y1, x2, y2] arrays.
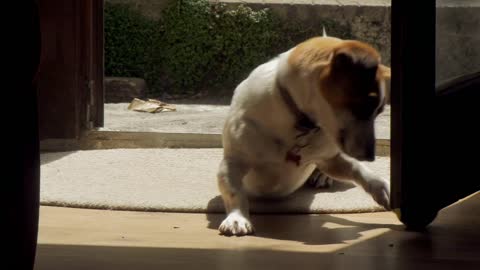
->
[[206, 182, 399, 245], [40, 151, 76, 165]]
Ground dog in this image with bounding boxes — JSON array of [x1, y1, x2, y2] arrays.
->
[[217, 33, 391, 236]]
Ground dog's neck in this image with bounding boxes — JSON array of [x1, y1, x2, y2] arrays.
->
[[276, 80, 319, 134], [277, 80, 322, 166]]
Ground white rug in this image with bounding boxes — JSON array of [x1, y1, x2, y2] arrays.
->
[[40, 149, 389, 214]]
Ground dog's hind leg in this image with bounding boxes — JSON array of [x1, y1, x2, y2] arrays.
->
[[217, 158, 254, 236]]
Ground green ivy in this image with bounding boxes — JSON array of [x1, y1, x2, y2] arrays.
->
[[159, 0, 216, 94], [104, 3, 162, 79], [104, 0, 352, 96], [207, 4, 280, 91]]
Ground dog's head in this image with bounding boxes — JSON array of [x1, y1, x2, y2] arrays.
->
[[318, 41, 390, 161]]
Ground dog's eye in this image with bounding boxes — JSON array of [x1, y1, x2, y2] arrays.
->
[[368, 92, 378, 97], [351, 96, 380, 120]]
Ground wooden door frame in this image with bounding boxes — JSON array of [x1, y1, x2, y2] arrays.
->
[[391, 0, 480, 229], [37, 0, 103, 143], [390, 0, 437, 228], [79, 0, 105, 131], [84, 0, 104, 129]]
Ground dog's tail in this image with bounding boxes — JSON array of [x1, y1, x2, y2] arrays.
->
[[322, 26, 327, 37]]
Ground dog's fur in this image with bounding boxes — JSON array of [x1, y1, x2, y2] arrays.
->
[[217, 35, 391, 236]]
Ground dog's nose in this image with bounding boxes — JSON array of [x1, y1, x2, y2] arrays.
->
[[356, 155, 375, 162], [355, 145, 375, 161], [338, 129, 347, 148], [354, 151, 375, 161], [364, 147, 375, 161]]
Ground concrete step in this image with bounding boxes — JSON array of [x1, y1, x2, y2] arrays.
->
[[43, 102, 391, 156], [101, 103, 390, 140]]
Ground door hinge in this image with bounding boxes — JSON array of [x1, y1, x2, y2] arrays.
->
[[85, 79, 95, 129]]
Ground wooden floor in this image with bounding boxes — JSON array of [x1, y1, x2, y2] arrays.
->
[[36, 193, 480, 270]]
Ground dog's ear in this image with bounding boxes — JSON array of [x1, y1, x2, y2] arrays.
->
[[331, 46, 379, 79], [378, 64, 391, 80], [331, 51, 356, 72], [378, 64, 391, 104]]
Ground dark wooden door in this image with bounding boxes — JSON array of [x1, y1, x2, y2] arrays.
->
[[391, 0, 480, 229], [37, 0, 103, 141]]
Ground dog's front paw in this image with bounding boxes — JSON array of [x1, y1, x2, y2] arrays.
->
[[307, 169, 334, 189], [368, 179, 391, 210], [219, 212, 254, 236]]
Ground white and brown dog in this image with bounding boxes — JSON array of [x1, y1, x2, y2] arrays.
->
[[217, 34, 391, 236]]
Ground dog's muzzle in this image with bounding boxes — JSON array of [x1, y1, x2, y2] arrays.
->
[[357, 145, 375, 161], [339, 128, 376, 162]]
